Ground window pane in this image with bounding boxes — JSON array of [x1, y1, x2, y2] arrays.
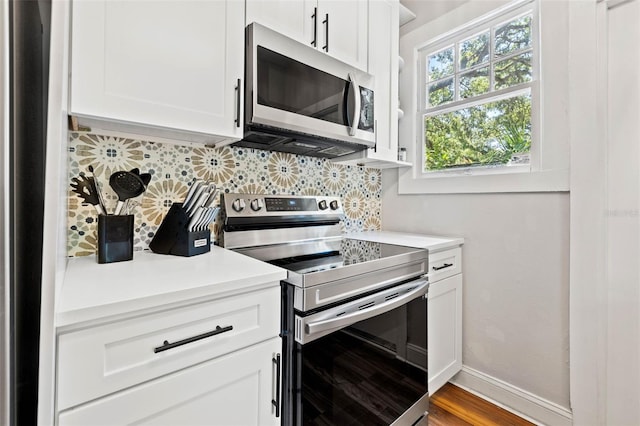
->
[[428, 78, 454, 107], [495, 15, 532, 57], [494, 51, 532, 90], [424, 93, 531, 171], [459, 31, 489, 70], [428, 47, 454, 81], [460, 67, 489, 98]]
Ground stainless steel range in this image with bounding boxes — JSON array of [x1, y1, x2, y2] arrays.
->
[[220, 193, 430, 426]]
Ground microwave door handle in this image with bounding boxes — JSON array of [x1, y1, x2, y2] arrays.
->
[[347, 73, 360, 136], [304, 279, 429, 339]]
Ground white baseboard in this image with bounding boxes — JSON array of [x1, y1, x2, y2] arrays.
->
[[450, 366, 573, 426]]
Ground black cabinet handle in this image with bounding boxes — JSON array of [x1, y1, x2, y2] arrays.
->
[[234, 78, 241, 128], [272, 354, 281, 418], [153, 325, 233, 353], [432, 263, 454, 271], [322, 14, 329, 51], [311, 8, 317, 47]]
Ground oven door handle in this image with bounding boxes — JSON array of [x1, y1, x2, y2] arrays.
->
[[302, 279, 429, 343]]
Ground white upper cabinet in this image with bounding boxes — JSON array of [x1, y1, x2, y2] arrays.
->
[[316, 0, 368, 71], [366, 0, 399, 163], [246, 0, 313, 42], [246, 0, 368, 71], [333, 0, 403, 168], [70, 0, 244, 144]]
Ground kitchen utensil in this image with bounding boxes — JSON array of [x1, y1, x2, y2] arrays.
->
[[109, 171, 146, 215], [183, 180, 205, 213], [139, 173, 152, 187], [186, 189, 210, 217], [128, 168, 152, 188], [204, 188, 219, 208], [88, 165, 107, 214], [187, 208, 204, 232], [70, 175, 106, 215], [125, 199, 140, 216], [202, 207, 220, 231], [192, 206, 220, 232], [182, 178, 199, 206], [120, 170, 151, 215]]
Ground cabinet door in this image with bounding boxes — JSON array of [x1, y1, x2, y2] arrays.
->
[[367, 0, 399, 162], [246, 0, 315, 43], [58, 338, 282, 426], [70, 0, 244, 139], [428, 274, 463, 394], [317, 0, 368, 70]]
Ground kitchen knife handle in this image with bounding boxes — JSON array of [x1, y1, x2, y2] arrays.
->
[[153, 325, 233, 353], [235, 78, 241, 128], [272, 354, 281, 418], [322, 14, 329, 51], [311, 7, 317, 47]]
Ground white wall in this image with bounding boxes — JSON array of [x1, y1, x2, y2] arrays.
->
[[604, 1, 640, 423], [381, 185, 570, 410], [385, 0, 572, 420], [399, 0, 469, 36]]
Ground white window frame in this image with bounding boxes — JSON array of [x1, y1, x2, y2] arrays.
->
[[398, 0, 569, 194], [418, 1, 539, 177]]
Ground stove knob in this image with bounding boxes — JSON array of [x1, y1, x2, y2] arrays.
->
[[318, 200, 328, 210], [330, 200, 339, 210], [232, 198, 246, 212], [250, 198, 264, 211]]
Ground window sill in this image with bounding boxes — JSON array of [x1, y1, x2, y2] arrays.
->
[[397, 167, 569, 194]]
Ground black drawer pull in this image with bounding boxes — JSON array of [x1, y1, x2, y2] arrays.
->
[[311, 7, 317, 47], [154, 325, 233, 353], [432, 263, 453, 271], [322, 14, 329, 51], [272, 354, 281, 418], [234, 79, 241, 128]]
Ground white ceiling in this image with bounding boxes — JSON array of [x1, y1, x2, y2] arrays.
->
[[399, 0, 470, 36]]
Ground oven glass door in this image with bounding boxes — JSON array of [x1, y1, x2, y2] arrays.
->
[[283, 283, 428, 425]]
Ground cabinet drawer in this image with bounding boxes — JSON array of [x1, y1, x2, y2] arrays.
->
[[429, 247, 462, 282], [58, 338, 281, 426], [57, 286, 280, 411]]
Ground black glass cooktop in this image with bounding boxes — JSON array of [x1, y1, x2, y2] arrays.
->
[[267, 238, 420, 275]]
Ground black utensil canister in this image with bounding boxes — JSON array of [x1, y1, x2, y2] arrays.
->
[[97, 214, 134, 263]]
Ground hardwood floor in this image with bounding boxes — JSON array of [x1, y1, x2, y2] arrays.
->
[[296, 328, 533, 425], [430, 383, 535, 426]]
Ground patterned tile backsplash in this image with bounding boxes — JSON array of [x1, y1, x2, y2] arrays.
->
[[67, 132, 382, 257]]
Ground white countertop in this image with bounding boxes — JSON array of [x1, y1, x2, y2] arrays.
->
[[347, 231, 464, 252], [57, 246, 287, 329]]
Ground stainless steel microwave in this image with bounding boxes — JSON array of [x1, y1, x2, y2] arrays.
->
[[236, 23, 376, 158]]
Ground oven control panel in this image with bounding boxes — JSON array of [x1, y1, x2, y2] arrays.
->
[[222, 193, 343, 217]]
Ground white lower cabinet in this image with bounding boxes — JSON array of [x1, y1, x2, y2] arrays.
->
[[428, 251, 463, 395], [58, 337, 281, 426], [56, 286, 282, 425]]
